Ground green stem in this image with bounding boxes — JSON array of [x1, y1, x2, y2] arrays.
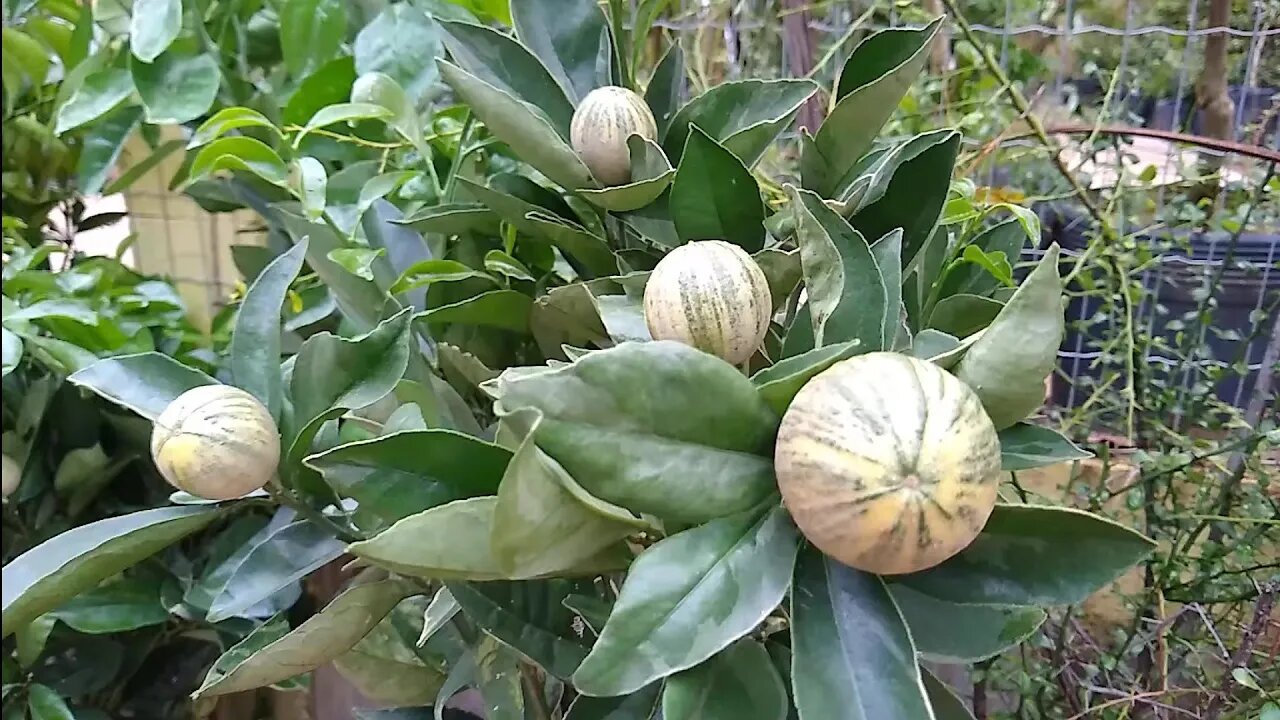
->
[[442, 111, 476, 202], [608, 0, 632, 88]]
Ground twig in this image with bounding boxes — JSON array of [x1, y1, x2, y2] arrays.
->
[[1203, 583, 1277, 719]]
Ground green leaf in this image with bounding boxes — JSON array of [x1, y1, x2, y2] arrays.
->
[[281, 0, 347, 77], [278, 212, 390, 332], [189, 136, 289, 187], [415, 290, 533, 333], [474, 634, 524, 719], [664, 79, 817, 167], [492, 409, 640, 579], [870, 228, 905, 348], [437, 18, 575, 137], [578, 136, 675, 213], [662, 638, 788, 720], [232, 240, 308, 420], [911, 328, 961, 362], [294, 157, 327, 220], [566, 684, 662, 719], [132, 50, 220, 123], [447, 579, 590, 679], [791, 547, 932, 719], [328, 247, 385, 281], [754, 247, 802, 312], [27, 683, 74, 720], [808, 18, 942, 196], [391, 259, 493, 293], [529, 283, 610, 358], [955, 244, 1063, 429], [68, 352, 216, 421], [77, 104, 143, 195], [438, 60, 594, 190], [336, 597, 451, 707], [399, 203, 500, 237], [927, 294, 1003, 339], [49, 576, 168, 634], [524, 213, 618, 278], [2, 506, 219, 636], [290, 309, 413, 428], [484, 250, 534, 282], [54, 57, 133, 134], [490, 342, 779, 524], [999, 423, 1091, 471], [923, 670, 976, 720], [897, 504, 1156, 607], [787, 185, 887, 350], [847, 129, 960, 273], [351, 71, 427, 157], [129, 0, 182, 62], [189, 107, 279, 148], [938, 219, 1025, 299], [645, 43, 684, 139], [670, 126, 764, 251], [751, 339, 864, 414], [283, 56, 357, 126], [196, 574, 412, 697], [102, 138, 184, 194], [2, 328, 22, 376], [306, 429, 511, 530], [960, 245, 1014, 287], [296, 102, 395, 146], [3, 28, 50, 87], [204, 513, 345, 623], [888, 584, 1045, 663], [573, 504, 797, 697], [512, 0, 610, 104], [354, 2, 442, 105]]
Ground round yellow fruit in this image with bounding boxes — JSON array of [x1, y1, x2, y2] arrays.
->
[[643, 240, 772, 365], [2, 454, 21, 498], [570, 86, 658, 186], [774, 352, 1001, 575], [150, 385, 280, 501]]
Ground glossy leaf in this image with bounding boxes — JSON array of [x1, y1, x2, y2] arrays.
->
[[290, 309, 413, 427], [306, 429, 511, 529], [790, 548, 932, 720], [130, 0, 181, 62], [189, 136, 289, 187], [188, 107, 278, 148], [751, 339, 864, 414], [195, 575, 412, 697], [2, 506, 219, 636], [295, 102, 394, 146], [937, 219, 1026, 300], [787, 186, 887, 350], [897, 504, 1155, 607], [400, 203, 501, 237], [927, 294, 1003, 339], [888, 584, 1045, 663], [670, 126, 765, 251], [490, 341, 779, 523], [49, 577, 168, 634], [354, 2, 442, 105], [492, 409, 640, 579], [54, 58, 133, 134], [512, 0, 610, 103], [283, 56, 357, 126], [662, 639, 788, 720], [664, 79, 817, 167], [132, 50, 220, 123], [281, 0, 347, 77], [572, 505, 798, 697], [391, 259, 493, 293], [77, 104, 143, 195], [232, 240, 308, 419], [645, 43, 684, 138], [437, 18, 575, 137], [955, 244, 1063, 429], [295, 157, 328, 219], [808, 19, 941, 196], [447, 579, 590, 679], [27, 684, 74, 720], [416, 290, 533, 333], [68, 352, 216, 420], [999, 423, 1091, 471], [438, 60, 594, 190]]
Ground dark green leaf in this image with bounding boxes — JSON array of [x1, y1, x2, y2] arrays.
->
[[923, 670, 976, 720], [27, 683, 74, 720], [490, 342, 779, 523], [897, 504, 1155, 607], [927, 294, 1003, 339], [791, 547, 932, 719], [290, 309, 413, 428], [573, 504, 796, 697], [354, 2, 442, 105], [399, 203, 500, 237], [132, 50, 220, 123], [670, 126, 764, 252], [938, 219, 1025, 299], [415, 290, 532, 333], [787, 186, 887, 350], [447, 579, 589, 679], [888, 584, 1045, 663], [999, 423, 1091, 471], [129, 0, 181, 62], [954, 245, 1063, 429], [512, 0, 610, 103], [2, 506, 219, 636], [283, 56, 357, 126], [870, 227, 904, 349], [77, 104, 143, 195], [751, 339, 864, 414], [278, 211, 392, 332], [281, 0, 347, 77], [50, 576, 168, 634], [664, 79, 817, 167], [566, 684, 661, 719], [232, 240, 308, 419], [644, 43, 684, 139], [306, 429, 511, 529], [662, 638, 788, 720], [68, 352, 216, 420]]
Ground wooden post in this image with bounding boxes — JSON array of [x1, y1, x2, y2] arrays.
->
[[1194, 0, 1235, 200], [781, 0, 823, 132]]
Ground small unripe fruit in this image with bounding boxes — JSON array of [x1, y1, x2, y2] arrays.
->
[[2, 454, 21, 498], [151, 385, 280, 501], [643, 240, 772, 365], [570, 86, 658, 186]]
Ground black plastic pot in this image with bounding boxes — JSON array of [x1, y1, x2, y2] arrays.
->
[[1147, 85, 1278, 137], [1033, 202, 1278, 414]]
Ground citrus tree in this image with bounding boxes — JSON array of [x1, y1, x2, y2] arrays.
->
[[3, 1, 1158, 717]]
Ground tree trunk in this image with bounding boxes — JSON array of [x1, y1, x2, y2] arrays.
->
[[1195, 0, 1235, 201], [781, 0, 823, 132]]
